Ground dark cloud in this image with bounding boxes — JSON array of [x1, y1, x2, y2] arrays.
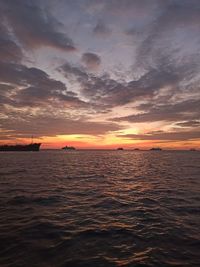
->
[[0, 38, 22, 63], [0, 0, 76, 51], [117, 130, 200, 141], [58, 62, 89, 83], [81, 52, 101, 70], [59, 63, 124, 106], [0, 83, 15, 106], [114, 99, 200, 123], [0, 60, 121, 139], [175, 121, 200, 128], [135, 0, 200, 72], [123, 0, 200, 130], [0, 62, 87, 108], [1, 0, 200, 145], [60, 0, 200, 112], [0, 22, 22, 63], [0, 114, 122, 139], [93, 21, 112, 37], [60, 62, 181, 108]]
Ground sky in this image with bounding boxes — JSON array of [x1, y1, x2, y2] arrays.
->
[[0, 0, 200, 149]]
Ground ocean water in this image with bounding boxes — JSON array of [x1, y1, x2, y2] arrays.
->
[[0, 150, 200, 267]]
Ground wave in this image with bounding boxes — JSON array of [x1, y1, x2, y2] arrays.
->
[[0, 150, 200, 266]]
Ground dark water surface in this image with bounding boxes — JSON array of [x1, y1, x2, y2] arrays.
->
[[0, 150, 200, 267]]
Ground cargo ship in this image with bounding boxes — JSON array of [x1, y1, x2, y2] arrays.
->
[[0, 143, 41, 151]]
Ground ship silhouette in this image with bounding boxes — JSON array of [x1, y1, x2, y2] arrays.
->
[[150, 147, 162, 151], [0, 143, 41, 151], [62, 146, 76, 150]]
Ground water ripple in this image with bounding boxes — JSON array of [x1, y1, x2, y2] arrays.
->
[[0, 150, 200, 266]]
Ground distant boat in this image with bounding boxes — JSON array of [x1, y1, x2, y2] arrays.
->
[[134, 148, 140, 151], [0, 143, 41, 151], [150, 147, 162, 151], [62, 146, 76, 150], [190, 148, 197, 151], [117, 147, 124, 150]]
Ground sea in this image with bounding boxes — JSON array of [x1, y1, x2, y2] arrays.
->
[[0, 150, 199, 267]]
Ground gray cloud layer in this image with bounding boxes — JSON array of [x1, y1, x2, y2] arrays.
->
[[114, 99, 200, 123], [0, 21, 22, 63], [117, 130, 200, 142], [0, 115, 121, 140], [0, 62, 87, 108], [0, 0, 200, 143], [0, 0, 76, 51]]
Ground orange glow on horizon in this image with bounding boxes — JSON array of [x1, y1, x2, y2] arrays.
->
[[1, 134, 199, 150]]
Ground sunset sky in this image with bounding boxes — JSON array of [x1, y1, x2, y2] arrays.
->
[[0, 0, 200, 149]]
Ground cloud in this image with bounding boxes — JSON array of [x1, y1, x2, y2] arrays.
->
[[134, 0, 200, 72], [0, 0, 76, 51], [175, 121, 200, 128], [91, 0, 157, 19], [0, 62, 88, 109], [59, 62, 181, 107], [1, 0, 200, 146], [0, 60, 121, 139], [81, 52, 101, 70], [114, 99, 200, 123], [117, 130, 200, 142], [58, 62, 89, 84], [0, 22, 22, 63], [0, 114, 122, 139], [93, 21, 112, 37]]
